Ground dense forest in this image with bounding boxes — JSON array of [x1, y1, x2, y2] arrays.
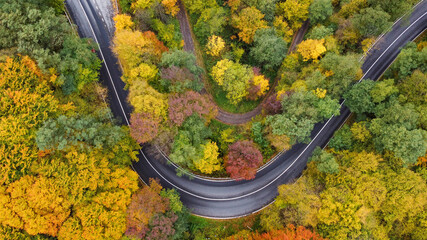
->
[[0, 0, 426, 239]]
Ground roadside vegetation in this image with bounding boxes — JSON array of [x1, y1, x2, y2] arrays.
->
[[0, 0, 425, 239], [112, 0, 423, 181]]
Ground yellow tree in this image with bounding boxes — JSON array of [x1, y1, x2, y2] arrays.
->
[[162, 0, 180, 16], [193, 141, 222, 174], [124, 62, 158, 85], [297, 39, 326, 61], [277, 0, 312, 30], [0, 175, 71, 237], [112, 29, 167, 73], [273, 16, 294, 42], [131, 0, 153, 12], [0, 56, 70, 185], [252, 74, 269, 97], [231, 7, 267, 44], [113, 14, 134, 31], [128, 80, 168, 119], [206, 35, 225, 57], [211, 59, 253, 104]]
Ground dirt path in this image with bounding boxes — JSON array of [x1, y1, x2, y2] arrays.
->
[[288, 20, 310, 53], [176, 1, 309, 125]]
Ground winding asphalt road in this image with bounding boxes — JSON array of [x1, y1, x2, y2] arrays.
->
[[65, 0, 427, 218]]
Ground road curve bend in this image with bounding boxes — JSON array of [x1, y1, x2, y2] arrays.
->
[[65, 0, 427, 218]]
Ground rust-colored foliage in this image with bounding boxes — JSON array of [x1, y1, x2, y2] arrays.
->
[[263, 94, 283, 115], [130, 112, 160, 144], [143, 31, 169, 54], [226, 140, 263, 180], [416, 151, 427, 167], [168, 91, 217, 126], [125, 179, 169, 239], [228, 224, 327, 240], [145, 212, 178, 240]]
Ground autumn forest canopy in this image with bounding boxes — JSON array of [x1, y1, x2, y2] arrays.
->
[[0, 0, 426, 239]]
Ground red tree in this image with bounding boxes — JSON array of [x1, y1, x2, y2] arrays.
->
[[226, 140, 263, 180], [130, 112, 160, 144], [168, 91, 217, 126], [125, 179, 169, 239], [247, 84, 261, 101], [161, 66, 195, 83], [262, 94, 283, 115], [143, 31, 169, 55], [145, 212, 178, 240], [228, 224, 327, 240]]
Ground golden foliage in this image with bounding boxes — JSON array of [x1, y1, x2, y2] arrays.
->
[[0, 176, 71, 236], [350, 121, 371, 142], [361, 37, 375, 53], [206, 35, 226, 57], [211, 59, 234, 86], [112, 29, 166, 73], [231, 7, 267, 44], [162, 0, 180, 16], [128, 80, 168, 119], [276, 0, 312, 30], [113, 14, 134, 31], [252, 75, 269, 97], [131, 0, 153, 12], [125, 63, 158, 85], [313, 88, 327, 98], [273, 16, 294, 42], [297, 39, 327, 61], [194, 141, 222, 174]]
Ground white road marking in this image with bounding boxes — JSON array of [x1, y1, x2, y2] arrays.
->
[[75, 0, 427, 203], [359, 11, 427, 82]]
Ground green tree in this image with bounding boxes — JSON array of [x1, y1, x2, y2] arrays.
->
[[59, 36, 101, 94], [181, 0, 217, 14], [306, 25, 334, 40], [343, 79, 376, 114], [398, 70, 427, 105], [369, 78, 399, 103], [309, 0, 333, 25], [250, 28, 288, 71], [267, 115, 315, 144], [194, 7, 227, 42], [309, 147, 339, 174], [36, 115, 125, 151], [0, 0, 69, 70], [152, 19, 182, 49], [352, 7, 392, 37], [328, 125, 354, 150], [256, 0, 279, 22], [389, 42, 427, 79], [169, 115, 212, 169], [368, 0, 417, 20], [211, 59, 253, 105], [319, 53, 361, 98], [369, 120, 426, 165], [161, 50, 203, 78], [267, 91, 340, 144], [231, 6, 268, 44]]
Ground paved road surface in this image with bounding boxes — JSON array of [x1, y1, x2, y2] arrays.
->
[[65, 0, 427, 218]]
